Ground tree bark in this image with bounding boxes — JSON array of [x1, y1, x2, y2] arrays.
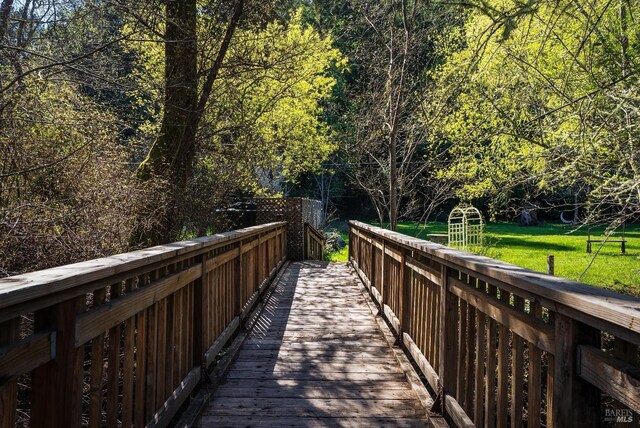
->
[[134, 0, 244, 246], [135, 0, 198, 245], [0, 0, 13, 44]]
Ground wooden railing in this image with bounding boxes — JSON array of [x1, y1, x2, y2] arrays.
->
[[349, 221, 640, 428], [304, 223, 325, 261], [0, 222, 287, 428]]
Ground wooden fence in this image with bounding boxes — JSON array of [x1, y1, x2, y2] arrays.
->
[[349, 221, 640, 427], [256, 198, 324, 260], [304, 223, 325, 261], [0, 222, 287, 428]]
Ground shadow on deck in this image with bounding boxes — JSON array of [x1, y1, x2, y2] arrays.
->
[[197, 261, 432, 427], [2, 220, 639, 427]]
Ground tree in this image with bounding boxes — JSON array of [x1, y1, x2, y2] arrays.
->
[[430, 0, 640, 225], [0, 1, 160, 276], [132, 0, 245, 245], [317, 0, 460, 230], [125, 5, 343, 234]]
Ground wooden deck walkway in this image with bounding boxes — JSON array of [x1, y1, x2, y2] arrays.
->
[[4, 221, 639, 426], [197, 261, 432, 427]]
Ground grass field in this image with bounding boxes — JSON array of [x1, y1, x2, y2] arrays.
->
[[327, 221, 640, 294]]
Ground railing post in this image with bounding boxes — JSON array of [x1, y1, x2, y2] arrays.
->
[[552, 314, 601, 427], [304, 224, 309, 260], [348, 225, 353, 262], [400, 249, 411, 341], [277, 227, 281, 263], [256, 234, 262, 293], [369, 235, 376, 292], [266, 231, 271, 271], [235, 241, 243, 318], [438, 264, 458, 405], [0, 319, 19, 427], [283, 227, 288, 261], [379, 240, 386, 315], [31, 298, 84, 428], [194, 254, 206, 370]]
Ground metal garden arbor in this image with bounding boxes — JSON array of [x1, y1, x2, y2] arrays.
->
[[448, 206, 484, 249]]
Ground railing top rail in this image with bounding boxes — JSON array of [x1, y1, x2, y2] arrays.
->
[[0, 221, 287, 311], [349, 220, 640, 341]]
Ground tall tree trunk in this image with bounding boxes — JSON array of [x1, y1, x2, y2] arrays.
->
[[135, 0, 198, 245], [0, 0, 13, 44], [133, 0, 244, 246]]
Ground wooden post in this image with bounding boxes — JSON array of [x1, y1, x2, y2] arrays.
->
[[400, 250, 411, 340], [438, 265, 458, 401], [31, 298, 84, 428], [0, 318, 19, 427], [547, 255, 555, 276], [235, 242, 243, 318], [255, 235, 261, 292], [370, 234, 377, 293], [302, 224, 311, 260], [552, 314, 601, 427], [348, 225, 353, 262], [379, 241, 386, 314], [266, 232, 271, 270], [283, 227, 288, 262], [193, 254, 206, 369]]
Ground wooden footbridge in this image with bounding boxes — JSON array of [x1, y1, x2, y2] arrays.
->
[[1, 220, 640, 427]]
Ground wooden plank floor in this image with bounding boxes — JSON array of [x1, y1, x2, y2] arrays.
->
[[197, 261, 431, 427]]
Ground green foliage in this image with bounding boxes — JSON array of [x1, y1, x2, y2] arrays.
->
[[326, 231, 350, 262], [429, 0, 640, 221], [0, 77, 157, 275], [124, 9, 345, 197]]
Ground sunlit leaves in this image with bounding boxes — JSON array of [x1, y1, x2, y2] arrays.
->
[[429, 0, 640, 220]]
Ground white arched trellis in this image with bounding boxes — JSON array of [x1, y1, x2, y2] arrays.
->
[[448, 206, 484, 249]]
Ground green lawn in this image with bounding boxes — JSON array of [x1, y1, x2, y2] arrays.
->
[[327, 221, 640, 295]]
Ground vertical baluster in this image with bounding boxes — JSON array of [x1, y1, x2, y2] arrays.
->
[[511, 295, 525, 427], [465, 301, 476, 414], [88, 288, 107, 428], [155, 267, 168, 411], [135, 287, 148, 427], [121, 278, 135, 428], [484, 284, 497, 428], [457, 297, 468, 404], [528, 300, 542, 427], [474, 310, 486, 426], [496, 289, 510, 428], [106, 283, 122, 426], [400, 249, 411, 344], [439, 265, 458, 412], [146, 298, 159, 421]]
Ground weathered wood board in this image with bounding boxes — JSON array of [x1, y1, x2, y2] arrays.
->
[[198, 262, 432, 427]]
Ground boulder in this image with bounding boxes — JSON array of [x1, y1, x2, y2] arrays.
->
[[324, 230, 346, 251]]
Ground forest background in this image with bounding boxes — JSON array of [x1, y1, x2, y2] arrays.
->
[[1, 0, 638, 276]]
